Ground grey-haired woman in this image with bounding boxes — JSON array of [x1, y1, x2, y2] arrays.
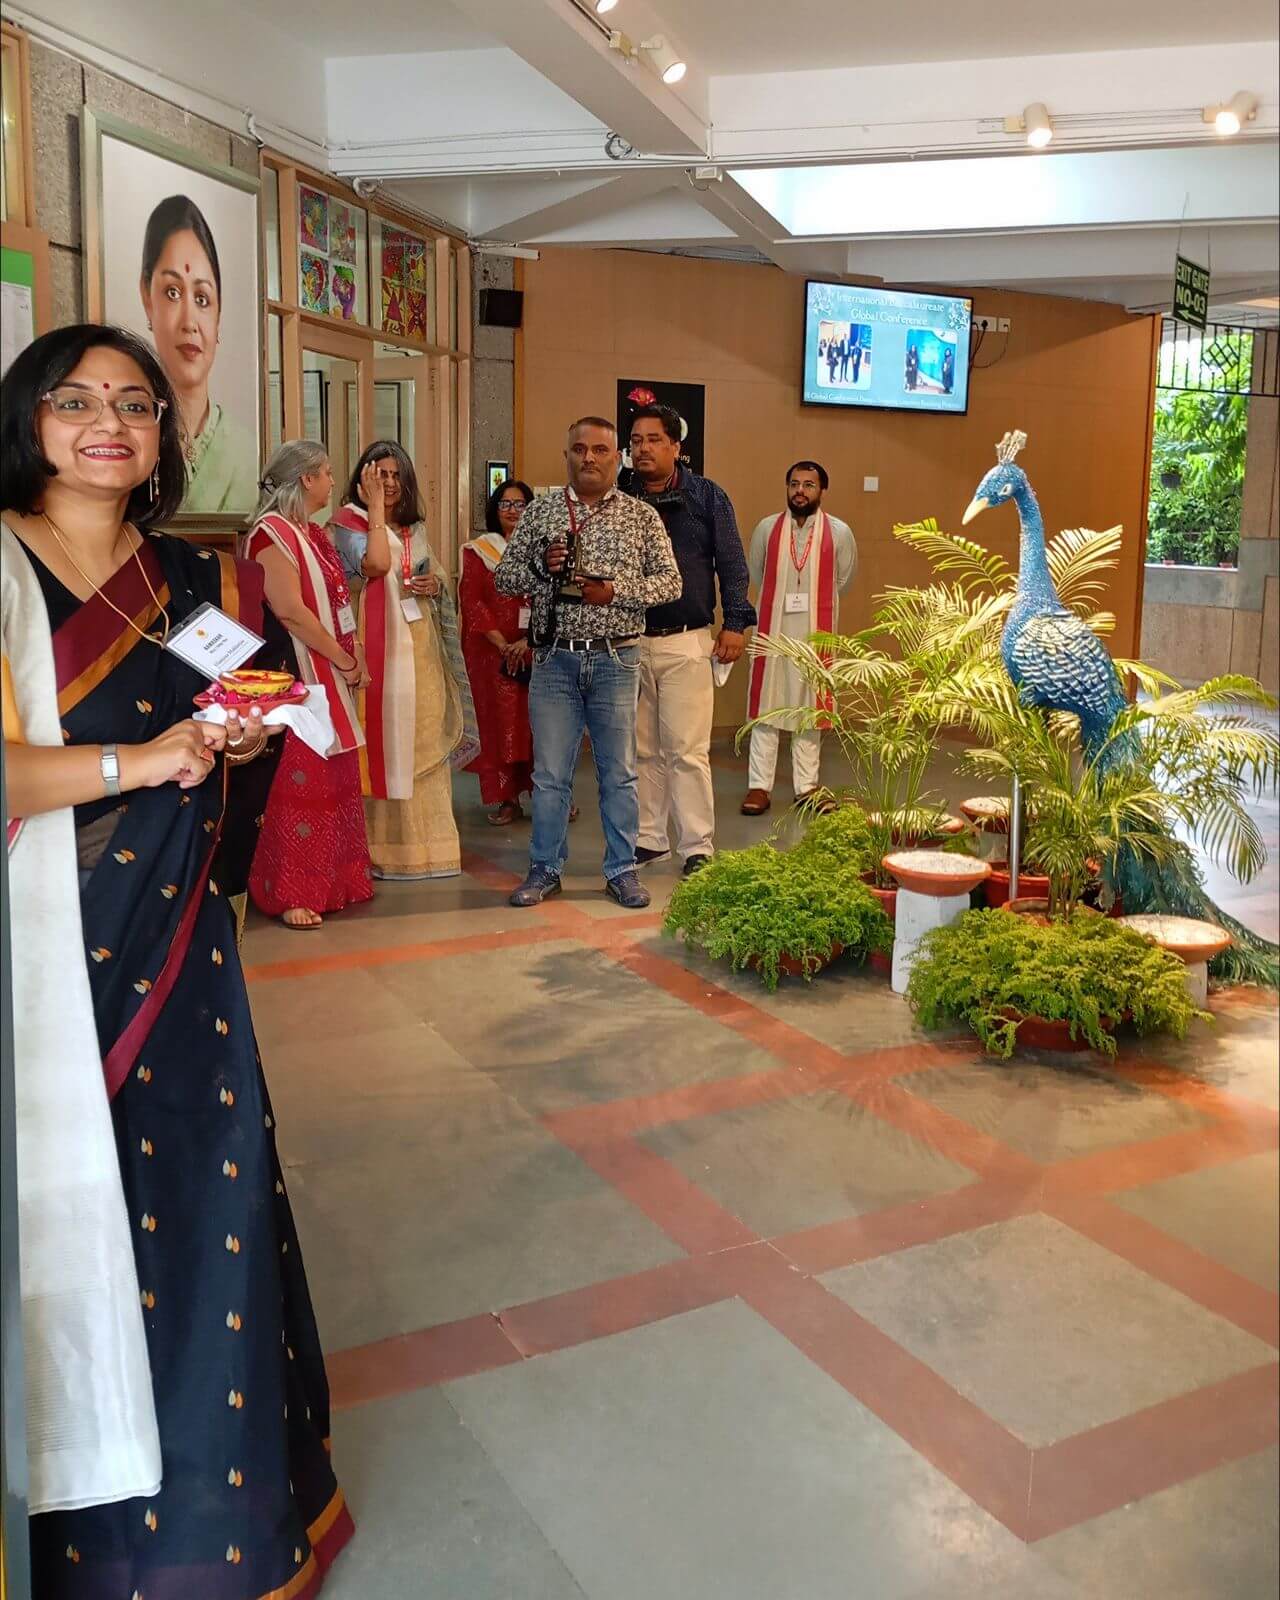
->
[[244, 440, 374, 928]]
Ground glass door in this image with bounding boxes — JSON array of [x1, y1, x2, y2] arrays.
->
[[298, 322, 373, 524]]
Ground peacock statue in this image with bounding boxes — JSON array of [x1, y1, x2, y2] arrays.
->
[[962, 429, 1278, 987]]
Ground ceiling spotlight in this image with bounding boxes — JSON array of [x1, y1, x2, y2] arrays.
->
[[594, 0, 618, 12], [1204, 90, 1257, 136], [1022, 103, 1053, 148], [640, 34, 686, 85]]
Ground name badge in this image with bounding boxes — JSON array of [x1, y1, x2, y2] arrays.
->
[[400, 597, 423, 623], [784, 592, 809, 615], [164, 601, 264, 679], [336, 602, 357, 636], [518, 605, 532, 629]]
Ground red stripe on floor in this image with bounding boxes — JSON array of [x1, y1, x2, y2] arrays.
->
[[1025, 1362, 1280, 1541]]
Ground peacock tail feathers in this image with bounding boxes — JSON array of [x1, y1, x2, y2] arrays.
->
[[1112, 840, 1279, 989]]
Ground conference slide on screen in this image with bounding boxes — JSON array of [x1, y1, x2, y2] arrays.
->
[[803, 282, 973, 415]]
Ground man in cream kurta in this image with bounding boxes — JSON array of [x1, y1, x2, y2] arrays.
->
[[742, 460, 856, 814]]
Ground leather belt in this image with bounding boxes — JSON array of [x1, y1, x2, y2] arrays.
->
[[644, 622, 708, 638], [553, 636, 638, 653]]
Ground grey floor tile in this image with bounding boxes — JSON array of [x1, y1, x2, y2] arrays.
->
[[324, 1386, 586, 1599], [280, 1043, 682, 1349], [445, 1300, 1055, 1600], [641, 1093, 975, 1237], [631, 930, 947, 1052], [900, 1056, 1208, 1164], [1035, 1446, 1279, 1600], [822, 1214, 1276, 1448], [1110, 1150, 1280, 1290], [1122, 1001, 1280, 1114], [374, 938, 777, 1112]]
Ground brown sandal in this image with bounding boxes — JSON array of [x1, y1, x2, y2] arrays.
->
[[487, 801, 524, 826], [282, 907, 323, 930]]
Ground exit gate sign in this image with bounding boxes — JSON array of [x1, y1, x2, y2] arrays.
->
[[1173, 255, 1210, 330]]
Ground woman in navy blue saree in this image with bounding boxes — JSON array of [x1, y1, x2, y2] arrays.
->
[[3, 325, 352, 1600]]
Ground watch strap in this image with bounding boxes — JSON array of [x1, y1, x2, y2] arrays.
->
[[100, 743, 122, 797]]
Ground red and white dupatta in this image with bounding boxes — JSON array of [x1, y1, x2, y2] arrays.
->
[[747, 509, 837, 723], [330, 502, 416, 801], [249, 513, 364, 756]]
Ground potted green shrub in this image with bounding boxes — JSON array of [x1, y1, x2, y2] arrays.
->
[[906, 907, 1206, 1056], [663, 842, 893, 990]]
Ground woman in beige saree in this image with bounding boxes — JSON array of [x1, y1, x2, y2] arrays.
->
[[333, 442, 479, 879]]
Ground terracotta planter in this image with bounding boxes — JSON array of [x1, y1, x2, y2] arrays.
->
[[860, 872, 898, 922], [883, 849, 992, 898], [985, 865, 1050, 907], [960, 797, 1010, 834], [998, 1007, 1116, 1053], [770, 943, 844, 979], [868, 949, 892, 978], [1001, 896, 1053, 925], [1116, 914, 1231, 965], [868, 811, 965, 847]]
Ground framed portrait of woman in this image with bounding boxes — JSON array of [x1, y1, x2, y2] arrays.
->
[[81, 110, 261, 527]]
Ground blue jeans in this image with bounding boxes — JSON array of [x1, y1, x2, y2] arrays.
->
[[528, 642, 641, 881]]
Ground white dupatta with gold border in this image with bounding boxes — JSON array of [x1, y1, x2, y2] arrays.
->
[[1, 525, 161, 1514]]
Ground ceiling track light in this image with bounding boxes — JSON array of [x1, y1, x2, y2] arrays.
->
[[1003, 102, 1054, 148], [606, 26, 687, 85], [640, 34, 687, 85], [594, 0, 618, 12], [1204, 90, 1258, 136]]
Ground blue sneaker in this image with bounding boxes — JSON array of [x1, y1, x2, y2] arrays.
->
[[605, 870, 651, 909], [509, 866, 562, 907]]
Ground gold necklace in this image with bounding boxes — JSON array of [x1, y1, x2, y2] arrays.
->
[[41, 512, 172, 646]]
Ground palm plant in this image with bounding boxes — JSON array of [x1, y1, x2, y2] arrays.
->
[[741, 628, 962, 887], [954, 675, 1279, 918], [746, 514, 1278, 978]]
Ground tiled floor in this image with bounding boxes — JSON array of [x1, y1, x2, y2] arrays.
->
[[242, 738, 1280, 1600]]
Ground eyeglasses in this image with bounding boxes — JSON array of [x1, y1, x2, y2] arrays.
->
[[42, 389, 168, 427]]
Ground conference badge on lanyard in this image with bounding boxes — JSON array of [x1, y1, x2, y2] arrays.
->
[[165, 601, 265, 678]]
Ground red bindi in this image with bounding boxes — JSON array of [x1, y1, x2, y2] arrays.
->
[[102, 382, 111, 390], [184, 263, 190, 274]]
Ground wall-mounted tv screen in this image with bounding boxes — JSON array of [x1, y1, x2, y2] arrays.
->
[[803, 281, 973, 415]]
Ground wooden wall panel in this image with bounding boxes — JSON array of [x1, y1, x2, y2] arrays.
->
[[516, 248, 1158, 725]]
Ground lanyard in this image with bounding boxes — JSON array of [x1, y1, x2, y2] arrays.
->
[[790, 516, 816, 575], [398, 527, 415, 585]]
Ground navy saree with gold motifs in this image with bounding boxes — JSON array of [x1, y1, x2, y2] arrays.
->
[[20, 532, 354, 1600]]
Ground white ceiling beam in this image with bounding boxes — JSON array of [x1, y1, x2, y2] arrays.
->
[[480, 169, 680, 242], [445, 0, 708, 157], [709, 40, 1279, 163], [843, 222, 1280, 288]]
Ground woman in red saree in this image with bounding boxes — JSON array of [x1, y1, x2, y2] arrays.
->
[[245, 441, 374, 928], [3, 324, 352, 1599], [460, 479, 537, 825]]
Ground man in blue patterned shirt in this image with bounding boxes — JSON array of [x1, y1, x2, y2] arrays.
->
[[496, 417, 681, 909]]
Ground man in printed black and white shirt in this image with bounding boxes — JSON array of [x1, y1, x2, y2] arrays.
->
[[496, 416, 681, 909]]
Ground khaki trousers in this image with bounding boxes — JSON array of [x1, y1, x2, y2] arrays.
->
[[636, 628, 716, 860]]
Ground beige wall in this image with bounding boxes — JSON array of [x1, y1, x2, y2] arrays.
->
[[516, 248, 1159, 725]]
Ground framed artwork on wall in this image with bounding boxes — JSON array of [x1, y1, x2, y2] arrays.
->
[[81, 110, 262, 526], [617, 379, 706, 475], [486, 459, 511, 497]]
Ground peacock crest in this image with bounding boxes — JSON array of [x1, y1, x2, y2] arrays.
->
[[994, 430, 1026, 464]]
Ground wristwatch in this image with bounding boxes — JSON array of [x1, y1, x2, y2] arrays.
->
[[100, 743, 122, 797]]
